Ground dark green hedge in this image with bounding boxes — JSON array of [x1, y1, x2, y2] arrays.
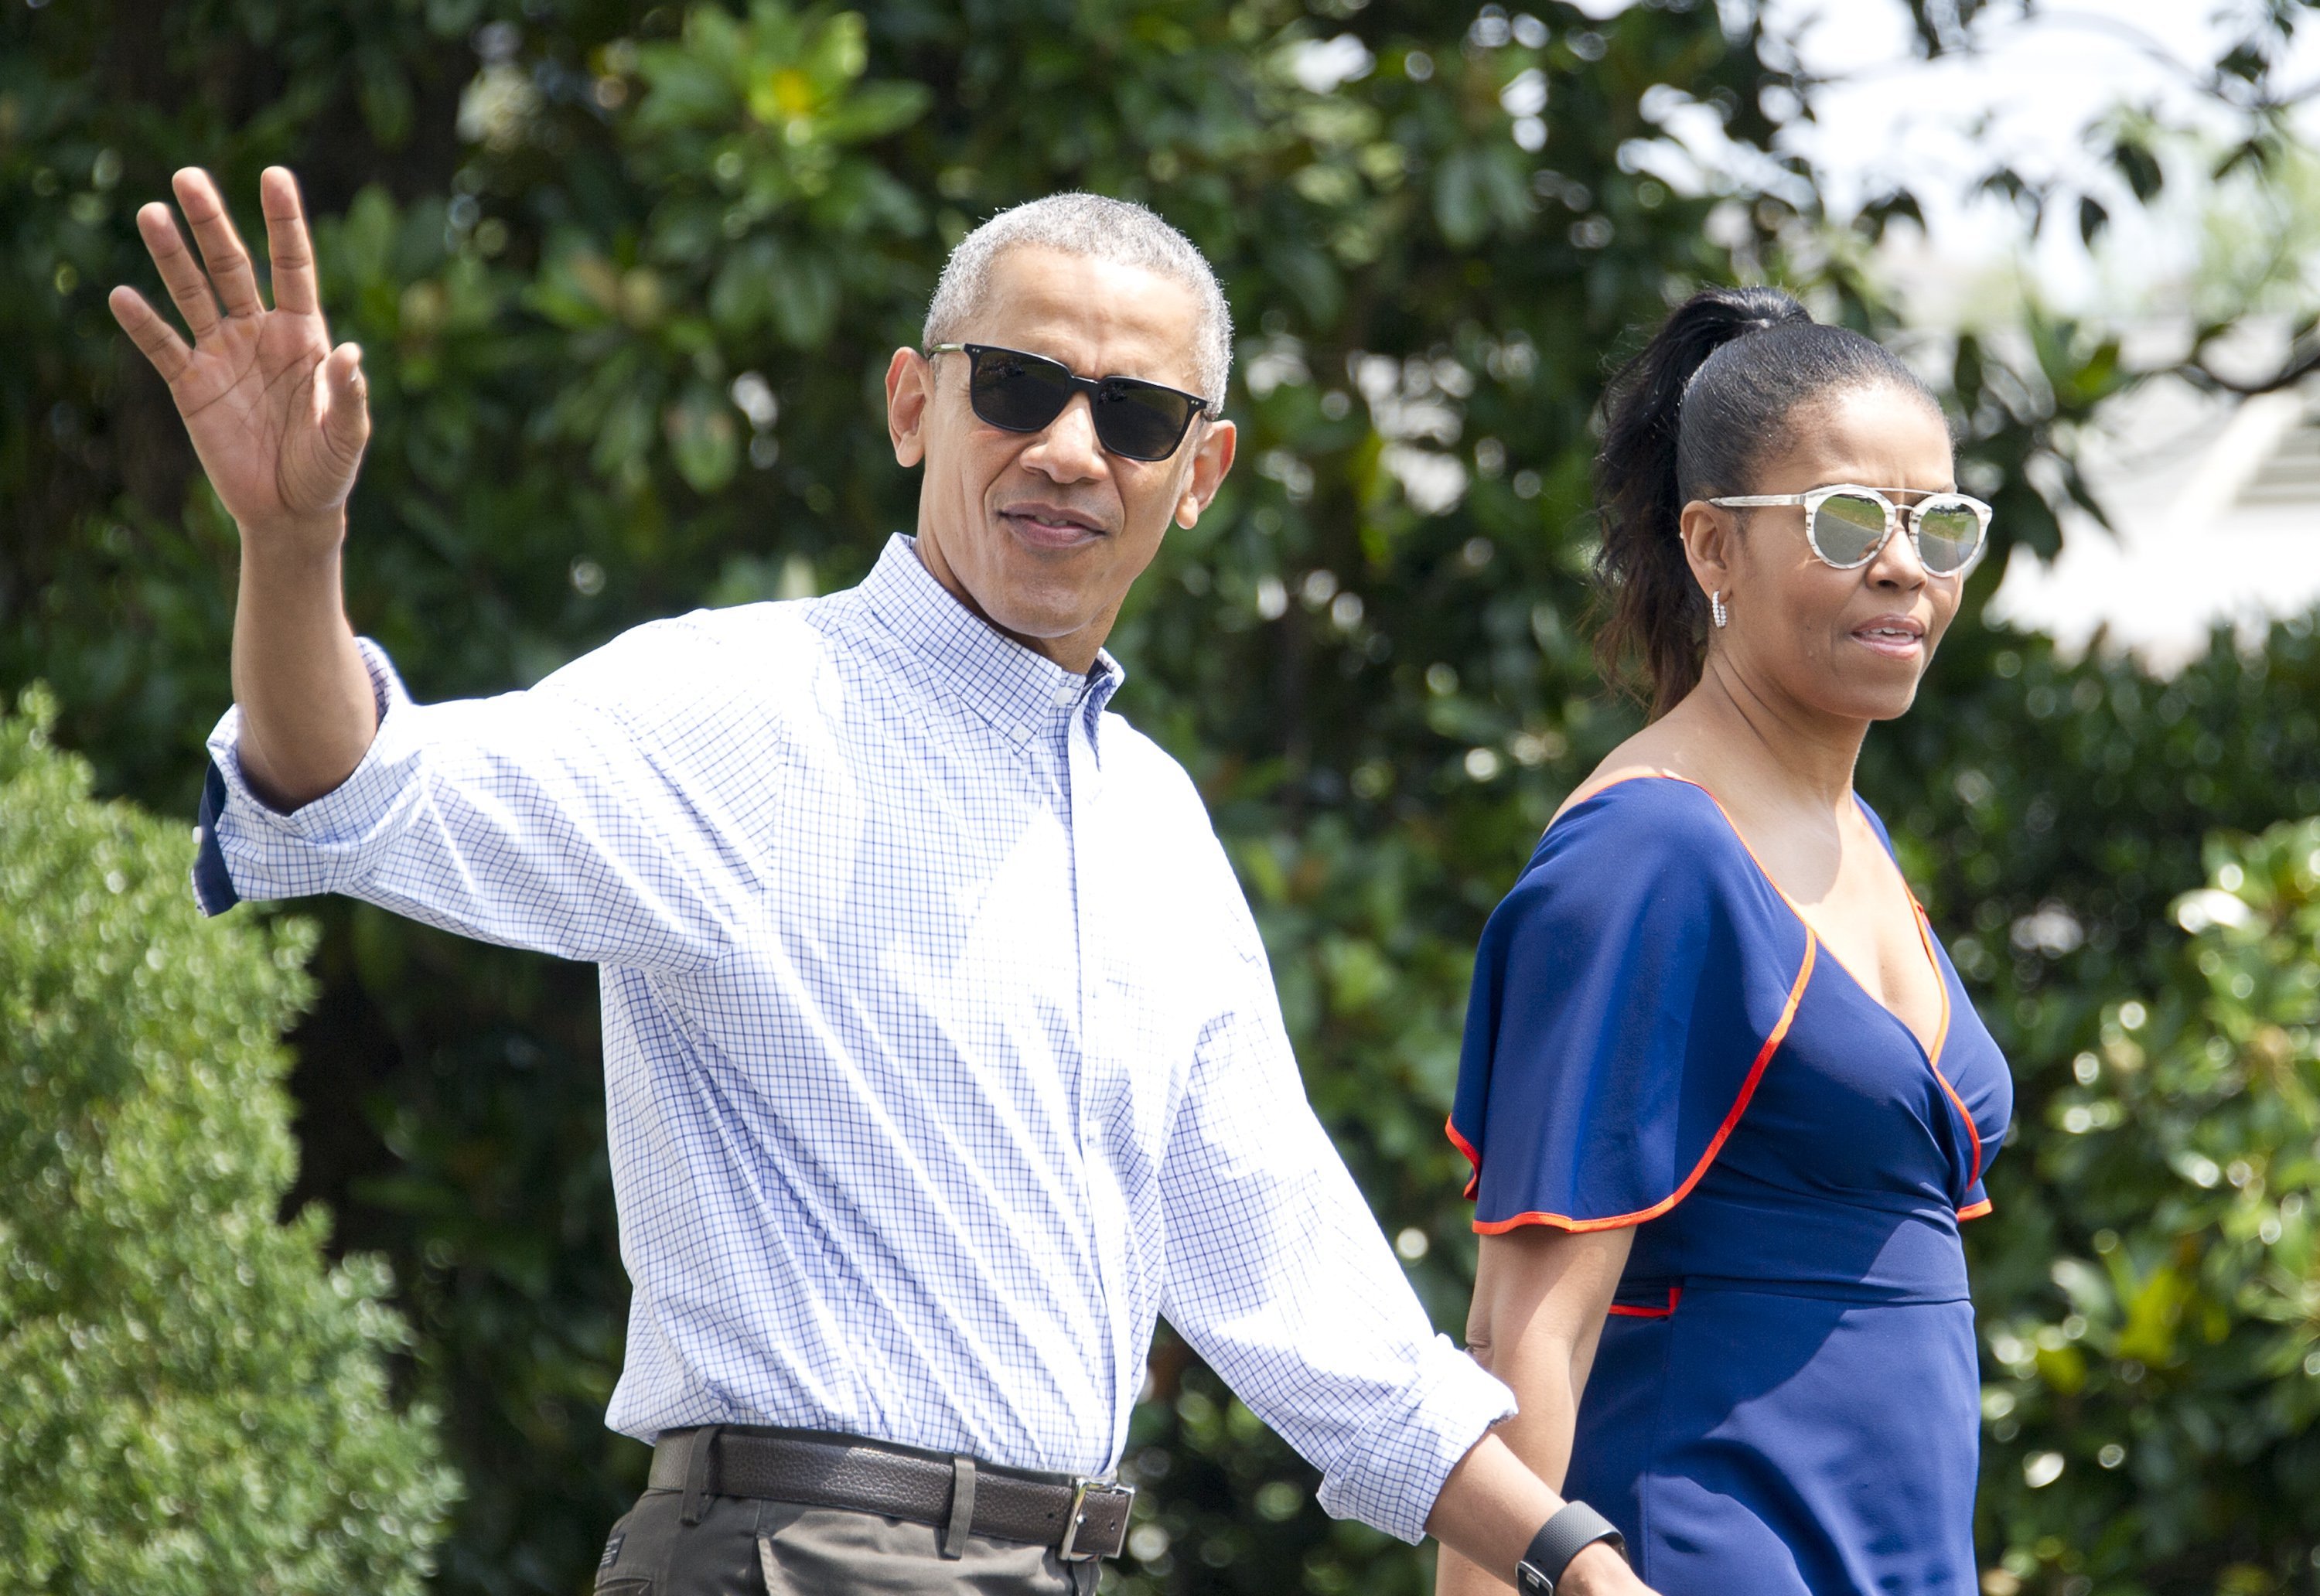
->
[[0, 691, 456, 1592]]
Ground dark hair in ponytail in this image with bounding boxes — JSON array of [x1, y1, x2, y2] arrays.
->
[[1592, 285, 1943, 717]]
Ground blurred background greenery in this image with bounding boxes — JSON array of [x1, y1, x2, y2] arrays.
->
[[5, 1, 2320, 1593]]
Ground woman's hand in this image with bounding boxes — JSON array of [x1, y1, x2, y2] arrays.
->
[[1560, 1540, 1657, 1594], [1436, 1224, 1638, 1596]]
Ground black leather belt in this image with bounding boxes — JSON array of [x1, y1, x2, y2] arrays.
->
[[648, 1425, 1134, 1561]]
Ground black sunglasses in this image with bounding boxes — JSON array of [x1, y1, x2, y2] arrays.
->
[[926, 343, 1210, 462]]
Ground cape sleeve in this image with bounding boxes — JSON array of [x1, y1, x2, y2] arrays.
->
[[1448, 779, 1817, 1233]]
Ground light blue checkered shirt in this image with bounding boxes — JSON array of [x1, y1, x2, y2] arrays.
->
[[194, 534, 1512, 1541]]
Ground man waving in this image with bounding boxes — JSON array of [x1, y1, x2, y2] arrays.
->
[[111, 167, 1647, 1596]]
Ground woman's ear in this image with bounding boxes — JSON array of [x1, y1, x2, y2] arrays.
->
[[1678, 499, 1738, 608]]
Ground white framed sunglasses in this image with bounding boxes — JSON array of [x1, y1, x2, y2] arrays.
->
[[1708, 483, 1993, 576]]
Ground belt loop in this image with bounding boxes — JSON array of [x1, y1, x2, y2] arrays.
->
[[680, 1425, 722, 1526], [940, 1456, 976, 1559]]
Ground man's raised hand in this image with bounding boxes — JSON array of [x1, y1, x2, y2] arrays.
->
[[108, 166, 369, 544], [111, 165, 382, 811]]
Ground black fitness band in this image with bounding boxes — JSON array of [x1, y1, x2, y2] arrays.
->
[[1514, 1500, 1627, 1594]]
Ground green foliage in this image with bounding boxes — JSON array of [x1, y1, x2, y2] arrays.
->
[[1896, 0, 2320, 400], [8, 0, 2320, 1592], [0, 689, 457, 1594], [1963, 819, 2320, 1596]]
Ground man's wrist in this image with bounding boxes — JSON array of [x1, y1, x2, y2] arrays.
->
[[237, 510, 349, 562], [1514, 1502, 1626, 1594]]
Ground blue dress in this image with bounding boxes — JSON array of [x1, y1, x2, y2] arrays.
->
[[1449, 776, 2012, 1594]]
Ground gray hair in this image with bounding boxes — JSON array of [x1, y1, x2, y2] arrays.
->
[[921, 193, 1233, 410]]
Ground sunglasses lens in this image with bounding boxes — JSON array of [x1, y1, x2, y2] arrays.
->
[[968, 349, 1073, 432], [1913, 500, 1985, 574], [964, 348, 1199, 459], [1810, 493, 1889, 566], [1093, 379, 1199, 462]]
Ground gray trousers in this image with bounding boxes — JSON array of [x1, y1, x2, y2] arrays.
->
[[593, 1485, 1101, 1595]]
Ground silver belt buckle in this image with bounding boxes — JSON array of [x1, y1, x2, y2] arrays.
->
[[1057, 1478, 1134, 1560]]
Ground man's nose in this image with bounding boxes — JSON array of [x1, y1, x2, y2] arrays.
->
[[1022, 391, 1105, 479]]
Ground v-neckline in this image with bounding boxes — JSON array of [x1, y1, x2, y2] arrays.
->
[[1556, 771, 1989, 1193], [1578, 772, 1953, 1066]]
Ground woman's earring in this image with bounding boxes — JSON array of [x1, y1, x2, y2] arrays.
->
[[1711, 590, 1729, 629]]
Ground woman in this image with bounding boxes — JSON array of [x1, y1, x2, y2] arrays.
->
[[1438, 287, 2014, 1596]]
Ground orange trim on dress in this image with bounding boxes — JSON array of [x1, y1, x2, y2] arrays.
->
[[1957, 1198, 1994, 1221], [1909, 898, 1985, 1192], [1571, 772, 1987, 1207], [1670, 775, 1949, 1066], [1470, 933, 1817, 1236], [1445, 1116, 1483, 1201], [1607, 1284, 1683, 1318]]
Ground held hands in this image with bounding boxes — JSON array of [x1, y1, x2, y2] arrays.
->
[[1428, 1436, 1662, 1596], [1557, 1541, 1656, 1596], [107, 167, 369, 549]]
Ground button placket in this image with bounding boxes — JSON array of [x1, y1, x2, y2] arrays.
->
[[1061, 704, 1137, 1457]]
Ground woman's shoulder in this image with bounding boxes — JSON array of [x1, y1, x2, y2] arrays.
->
[[1493, 769, 1774, 940], [1537, 769, 1753, 869]]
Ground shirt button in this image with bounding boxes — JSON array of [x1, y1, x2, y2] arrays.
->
[[1012, 722, 1032, 742], [1053, 686, 1079, 708]]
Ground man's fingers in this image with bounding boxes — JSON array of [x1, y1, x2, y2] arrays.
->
[[259, 167, 321, 317], [135, 201, 221, 341], [320, 343, 372, 466], [107, 285, 194, 384], [172, 167, 264, 319]]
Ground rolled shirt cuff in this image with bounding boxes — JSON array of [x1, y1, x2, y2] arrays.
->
[[193, 637, 418, 914], [1313, 1332, 1517, 1545]]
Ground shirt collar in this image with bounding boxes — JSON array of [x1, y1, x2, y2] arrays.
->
[[858, 534, 1126, 754]]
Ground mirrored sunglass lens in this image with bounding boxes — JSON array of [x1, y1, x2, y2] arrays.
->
[[1095, 381, 1194, 459], [1914, 502, 1984, 573], [971, 352, 1072, 431], [1810, 493, 1888, 565]]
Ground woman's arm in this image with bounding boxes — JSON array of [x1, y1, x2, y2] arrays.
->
[[1437, 1226, 1636, 1595]]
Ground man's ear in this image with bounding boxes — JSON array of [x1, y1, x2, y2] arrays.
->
[[887, 347, 932, 467], [1678, 498, 1738, 607], [1171, 418, 1237, 530]]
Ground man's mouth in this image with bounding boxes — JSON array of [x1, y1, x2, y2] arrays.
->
[[998, 502, 1108, 547]]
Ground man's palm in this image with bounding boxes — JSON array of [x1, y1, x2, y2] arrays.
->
[[108, 166, 370, 536]]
